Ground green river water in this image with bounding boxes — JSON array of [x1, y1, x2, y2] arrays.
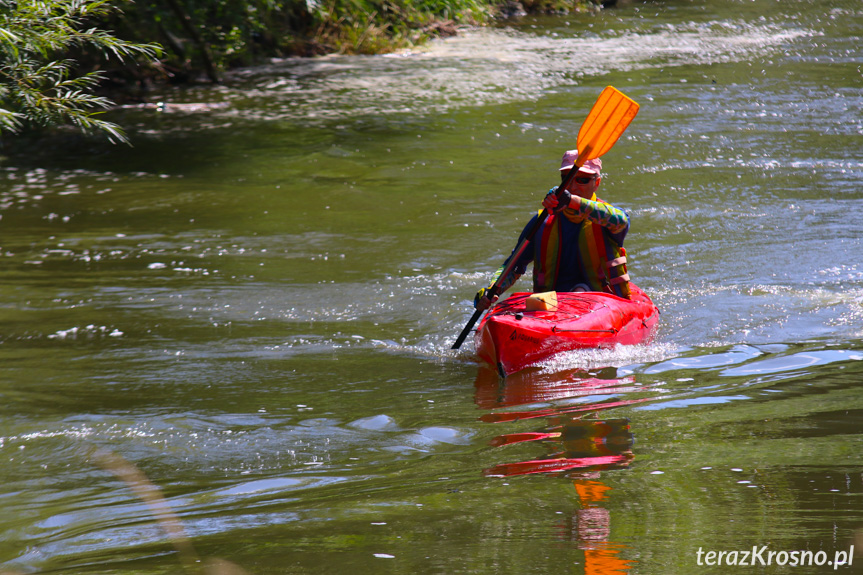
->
[[2, 0, 863, 573]]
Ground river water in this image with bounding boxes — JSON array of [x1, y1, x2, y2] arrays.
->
[[2, 0, 862, 573]]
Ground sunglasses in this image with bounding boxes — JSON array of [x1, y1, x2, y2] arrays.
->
[[573, 174, 597, 185]]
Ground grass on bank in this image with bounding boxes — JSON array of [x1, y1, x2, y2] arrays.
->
[[0, 0, 605, 144]]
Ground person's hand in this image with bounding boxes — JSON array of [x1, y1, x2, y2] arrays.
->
[[474, 286, 499, 311], [543, 188, 571, 213]]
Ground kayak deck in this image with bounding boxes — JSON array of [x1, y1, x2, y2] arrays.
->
[[475, 284, 659, 376]]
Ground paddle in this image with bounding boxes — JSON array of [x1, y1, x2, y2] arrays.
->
[[451, 86, 640, 350]]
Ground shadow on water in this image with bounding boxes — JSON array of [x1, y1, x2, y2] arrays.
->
[[474, 365, 642, 574]]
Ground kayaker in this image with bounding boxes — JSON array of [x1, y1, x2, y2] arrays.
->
[[474, 149, 632, 311]]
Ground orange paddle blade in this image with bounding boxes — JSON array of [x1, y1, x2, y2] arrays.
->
[[575, 86, 640, 165]]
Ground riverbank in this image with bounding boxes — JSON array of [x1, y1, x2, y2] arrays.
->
[[0, 0, 618, 145], [104, 0, 611, 99]]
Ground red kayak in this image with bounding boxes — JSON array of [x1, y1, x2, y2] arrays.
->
[[475, 284, 659, 376]]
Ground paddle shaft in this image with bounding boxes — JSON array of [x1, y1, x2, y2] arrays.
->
[[450, 163, 584, 350]]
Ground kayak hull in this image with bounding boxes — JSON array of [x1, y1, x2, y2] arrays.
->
[[475, 284, 659, 376]]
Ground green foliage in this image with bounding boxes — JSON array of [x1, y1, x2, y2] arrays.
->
[[0, 0, 161, 143], [114, 0, 486, 74], [310, 0, 489, 54], [111, 0, 309, 79], [517, 0, 600, 15], [0, 0, 612, 144]]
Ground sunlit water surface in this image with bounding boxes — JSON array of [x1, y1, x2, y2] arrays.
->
[[2, 0, 863, 573]]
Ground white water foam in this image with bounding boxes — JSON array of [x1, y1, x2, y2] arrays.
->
[[202, 21, 810, 123]]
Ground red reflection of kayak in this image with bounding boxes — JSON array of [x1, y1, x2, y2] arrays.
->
[[483, 417, 635, 478], [474, 364, 640, 410], [484, 454, 633, 478], [475, 284, 660, 376]]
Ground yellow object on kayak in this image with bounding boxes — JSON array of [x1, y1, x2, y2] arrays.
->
[[526, 291, 558, 311]]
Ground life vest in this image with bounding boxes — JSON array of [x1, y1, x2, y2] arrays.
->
[[533, 208, 632, 299]]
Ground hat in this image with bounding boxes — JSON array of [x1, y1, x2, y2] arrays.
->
[[559, 149, 602, 175]]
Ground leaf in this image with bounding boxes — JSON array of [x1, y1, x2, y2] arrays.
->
[[0, 0, 161, 143]]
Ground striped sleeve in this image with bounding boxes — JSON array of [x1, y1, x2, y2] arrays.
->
[[570, 197, 630, 234]]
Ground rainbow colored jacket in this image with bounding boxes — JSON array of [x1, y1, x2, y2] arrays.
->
[[489, 190, 632, 298]]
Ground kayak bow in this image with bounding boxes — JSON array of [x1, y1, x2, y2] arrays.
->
[[475, 284, 659, 376]]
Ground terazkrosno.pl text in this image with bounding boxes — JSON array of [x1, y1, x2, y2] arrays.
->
[[696, 546, 854, 570]]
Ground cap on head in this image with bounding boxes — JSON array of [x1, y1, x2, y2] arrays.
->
[[559, 149, 602, 175]]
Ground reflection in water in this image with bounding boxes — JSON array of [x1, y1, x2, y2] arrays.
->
[[474, 365, 642, 410], [477, 366, 640, 574], [484, 418, 634, 477], [568, 477, 635, 575], [475, 365, 652, 422]]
